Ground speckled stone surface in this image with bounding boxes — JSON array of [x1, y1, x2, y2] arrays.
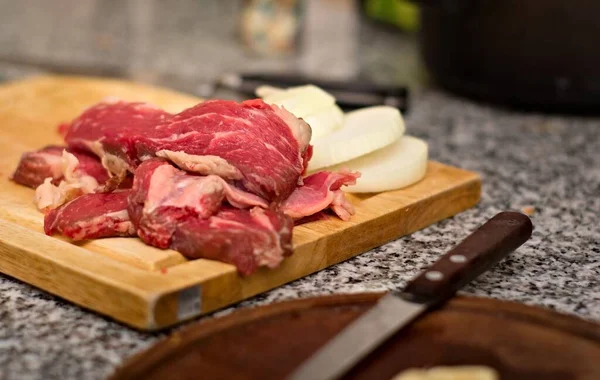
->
[[1, 88, 598, 380], [1, 2, 600, 380]]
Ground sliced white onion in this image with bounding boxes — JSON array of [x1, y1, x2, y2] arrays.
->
[[308, 106, 405, 171], [255, 85, 283, 98], [257, 84, 342, 140], [326, 135, 428, 193], [302, 104, 344, 139], [261, 84, 336, 118]]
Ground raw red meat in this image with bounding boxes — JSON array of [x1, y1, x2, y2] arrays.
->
[[63, 100, 172, 168], [171, 206, 293, 276], [44, 190, 135, 240], [11, 145, 109, 188], [281, 170, 361, 221], [128, 159, 268, 248], [69, 99, 311, 202], [127, 158, 293, 275], [301, 144, 314, 175], [58, 100, 172, 191], [15, 97, 362, 276]]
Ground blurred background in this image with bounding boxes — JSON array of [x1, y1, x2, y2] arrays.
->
[[1, 0, 599, 112], [0, 0, 423, 101]]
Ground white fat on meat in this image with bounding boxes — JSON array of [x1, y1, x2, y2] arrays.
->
[[68, 209, 134, 241], [85, 140, 105, 158], [155, 150, 243, 180], [222, 185, 269, 209], [143, 163, 268, 217], [270, 104, 312, 152], [101, 152, 130, 178], [330, 190, 355, 221], [144, 164, 225, 217], [34, 150, 99, 211], [35, 178, 80, 212], [38, 151, 64, 179], [61, 150, 98, 193]]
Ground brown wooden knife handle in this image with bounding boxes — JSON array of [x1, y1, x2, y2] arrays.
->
[[398, 211, 533, 304]]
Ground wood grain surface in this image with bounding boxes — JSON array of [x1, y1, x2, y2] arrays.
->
[[111, 294, 600, 380], [0, 75, 481, 330]]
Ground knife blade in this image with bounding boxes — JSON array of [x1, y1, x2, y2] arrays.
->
[[288, 211, 533, 380]]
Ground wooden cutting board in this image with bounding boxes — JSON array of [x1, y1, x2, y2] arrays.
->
[[0, 75, 481, 330], [111, 293, 600, 380]]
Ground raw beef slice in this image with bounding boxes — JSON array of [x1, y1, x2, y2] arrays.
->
[[71, 99, 312, 202], [64, 100, 172, 157], [11, 145, 109, 188], [171, 207, 293, 276], [127, 158, 293, 275], [281, 170, 361, 221], [45, 190, 135, 240], [128, 158, 268, 248]]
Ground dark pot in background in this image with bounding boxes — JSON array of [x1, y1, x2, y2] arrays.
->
[[418, 0, 600, 114]]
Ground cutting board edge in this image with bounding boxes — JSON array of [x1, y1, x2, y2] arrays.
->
[[0, 218, 155, 328]]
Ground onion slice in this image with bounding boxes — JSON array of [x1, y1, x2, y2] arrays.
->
[[325, 135, 428, 193], [257, 84, 343, 140], [302, 104, 344, 139], [261, 84, 336, 118], [308, 106, 405, 171]]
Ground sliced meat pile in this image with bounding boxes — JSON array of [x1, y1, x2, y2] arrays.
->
[[11, 98, 359, 275], [65, 99, 311, 201], [128, 159, 268, 248]]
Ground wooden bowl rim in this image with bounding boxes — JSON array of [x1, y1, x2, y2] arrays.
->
[[111, 293, 600, 379]]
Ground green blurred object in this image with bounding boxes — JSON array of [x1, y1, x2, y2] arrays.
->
[[364, 0, 419, 32]]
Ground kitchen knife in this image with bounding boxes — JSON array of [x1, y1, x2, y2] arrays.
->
[[216, 72, 409, 112], [288, 211, 533, 380]]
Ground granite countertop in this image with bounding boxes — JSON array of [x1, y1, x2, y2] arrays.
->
[[1, 1, 599, 379]]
